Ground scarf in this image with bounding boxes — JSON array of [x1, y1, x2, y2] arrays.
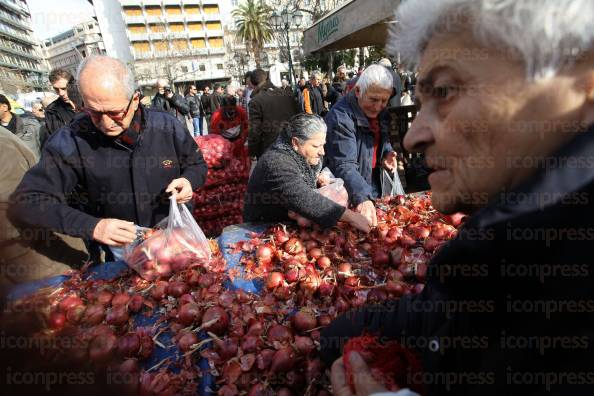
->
[[273, 140, 319, 188]]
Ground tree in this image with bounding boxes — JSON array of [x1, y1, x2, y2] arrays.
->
[[232, 0, 274, 67]]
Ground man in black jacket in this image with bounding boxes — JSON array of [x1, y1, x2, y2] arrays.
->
[[151, 78, 190, 128], [200, 85, 212, 133], [44, 68, 77, 134], [9, 55, 207, 262], [185, 84, 202, 137]]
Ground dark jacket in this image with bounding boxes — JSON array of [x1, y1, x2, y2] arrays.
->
[[44, 97, 76, 135], [243, 142, 345, 228], [209, 92, 223, 114], [14, 114, 45, 159], [248, 82, 299, 158], [324, 91, 393, 206], [201, 93, 212, 116], [185, 94, 200, 118], [320, 128, 594, 396], [151, 93, 190, 125], [303, 83, 324, 115], [8, 108, 207, 240]]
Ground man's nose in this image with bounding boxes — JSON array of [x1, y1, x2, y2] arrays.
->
[[403, 111, 435, 153]]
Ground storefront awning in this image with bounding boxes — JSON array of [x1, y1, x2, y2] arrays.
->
[[303, 0, 400, 55]]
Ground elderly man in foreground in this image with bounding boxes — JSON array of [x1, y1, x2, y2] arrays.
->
[[9, 55, 207, 263], [324, 64, 399, 228], [323, 1, 594, 395]]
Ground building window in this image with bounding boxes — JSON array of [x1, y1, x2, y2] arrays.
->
[[216, 64, 223, 70], [199, 64, 206, 71], [81, 50, 86, 58], [181, 65, 188, 73]]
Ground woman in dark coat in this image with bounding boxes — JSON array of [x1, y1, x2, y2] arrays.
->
[[243, 113, 370, 233]]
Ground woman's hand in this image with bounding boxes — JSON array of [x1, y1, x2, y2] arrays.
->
[[341, 210, 371, 233], [356, 200, 377, 227], [331, 352, 390, 396]]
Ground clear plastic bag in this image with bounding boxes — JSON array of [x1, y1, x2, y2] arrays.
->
[[381, 169, 406, 197], [124, 195, 212, 281], [317, 167, 349, 207]]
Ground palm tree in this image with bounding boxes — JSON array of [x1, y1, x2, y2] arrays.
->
[[232, 0, 274, 67]]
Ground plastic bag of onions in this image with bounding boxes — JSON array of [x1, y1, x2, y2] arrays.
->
[[317, 167, 349, 207], [123, 195, 212, 280]]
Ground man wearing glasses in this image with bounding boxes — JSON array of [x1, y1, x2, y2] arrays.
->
[[185, 84, 203, 137], [9, 55, 208, 261]]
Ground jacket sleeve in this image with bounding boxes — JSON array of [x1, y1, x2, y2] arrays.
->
[[303, 89, 312, 114], [247, 99, 263, 158], [8, 140, 101, 239], [325, 112, 374, 206], [209, 110, 222, 135], [170, 94, 190, 116], [172, 120, 207, 190], [263, 158, 345, 228]]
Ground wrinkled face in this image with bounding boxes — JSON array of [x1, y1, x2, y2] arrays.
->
[[337, 68, 346, 80], [294, 131, 326, 166], [311, 76, 321, 87], [355, 85, 392, 119], [404, 31, 589, 214], [32, 103, 44, 118], [52, 77, 70, 102], [82, 88, 139, 136]]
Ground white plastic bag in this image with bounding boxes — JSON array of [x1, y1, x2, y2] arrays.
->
[[381, 169, 406, 197], [317, 167, 349, 207], [124, 195, 211, 280]]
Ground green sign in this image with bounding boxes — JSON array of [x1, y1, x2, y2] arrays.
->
[[317, 15, 340, 44]]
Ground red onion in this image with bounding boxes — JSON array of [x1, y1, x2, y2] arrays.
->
[[111, 292, 130, 307], [59, 295, 83, 312], [372, 250, 390, 267], [48, 311, 66, 330], [96, 290, 113, 306], [256, 349, 275, 371], [214, 338, 238, 359], [265, 272, 285, 290], [65, 305, 85, 324], [241, 336, 261, 353], [201, 306, 229, 335], [106, 305, 129, 326], [167, 281, 189, 298], [256, 244, 274, 264], [267, 324, 293, 344], [284, 238, 303, 254], [117, 332, 141, 357], [270, 347, 296, 373], [316, 256, 331, 269], [150, 281, 168, 300], [294, 335, 315, 355], [88, 332, 117, 364], [240, 353, 256, 372], [292, 309, 317, 332], [178, 303, 201, 326], [178, 331, 198, 352], [81, 304, 105, 326]]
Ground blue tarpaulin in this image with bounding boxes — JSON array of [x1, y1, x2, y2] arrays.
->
[[6, 222, 272, 395]]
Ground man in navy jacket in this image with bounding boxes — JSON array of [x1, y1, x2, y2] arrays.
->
[[9, 56, 207, 260], [324, 65, 398, 227]]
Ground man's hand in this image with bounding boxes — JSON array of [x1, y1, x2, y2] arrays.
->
[[382, 151, 398, 172], [165, 91, 174, 99], [92, 219, 137, 247], [341, 210, 371, 234], [356, 200, 377, 227], [166, 178, 193, 203], [331, 352, 390, 396]]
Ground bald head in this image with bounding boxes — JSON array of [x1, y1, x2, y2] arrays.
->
[[77, 55, 135, 102], [156, 79, 169, 89]]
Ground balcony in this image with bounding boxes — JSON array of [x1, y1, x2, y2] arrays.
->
[[0, 28, 36, 45], [0, 59, 44, 74], [205, 29, 223, 37], [187, 30, 205, 38], [145, 15, 165, 23], [0, 0, 28, 15], [148, 32, 165, 40], [208, 47, 225, 55], [0, 43, 41, 60], [128, 32, 149, 41], [132, 50, 153, 60], [164, 14, 184, 23], [201, 0, 219, 5], [162, 0, 181, 5], [182, 0, 200, 5], [168, 31, 187, 39], [203, 13, 220, 22], [119, 0, 141, 6], [124, 15, 146, 24], [0, 14, 31, 31], [184, 13, 201, 22], [142, 0, 162, 6], [188, 48, 208, 56]]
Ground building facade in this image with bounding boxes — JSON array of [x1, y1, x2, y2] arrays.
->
[[0, 0, 46, 94], [41, 20, 106, 77], [91, 0, 232, 90]]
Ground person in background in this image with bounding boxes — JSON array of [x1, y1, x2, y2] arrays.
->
[[0, 124, 87, 294], [281, 78, 289, 90], [248, 69, 299, 160], [297, 77, 307, 91], [378, 57, 404, 107], [151, 78, 190, 127], [45, 69, 77, 134], [0, 94, 43, 159], [324, 65, 397, 227], [9, 55, 207, 263], [333, 65, 348, 95], [244, 71, 255, 109], [185, 84, 202, 137], [30, 101, 45, 120], [210, 83, 224, 115], [325, 81, 341, 109], [303, 71, 325, 115], [244, 113, 371, 233], [236, 87, 247, 109], [210, 95, 249, 159], [201, 85, 212, 134]]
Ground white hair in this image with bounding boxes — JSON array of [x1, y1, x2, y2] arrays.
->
[[77, 55, 137, 97], [311, 70, 322, 80], [355, 64, 393, 96], [387, 0, 594, 81], [378, 58, 392, 68]]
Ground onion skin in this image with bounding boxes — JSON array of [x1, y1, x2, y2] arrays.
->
[[270, 347, 297, 373], [150, 281, 168, 300], [202, 306, 229, 335], [177, 303, 201, 326], [59, 295, 83, 312], [48, 311, 66, 330], [81, 304, 105, 326], [167, 281, 189, 298], [117, 333, 141, 357], [128, 295, 144, 313], [111, 293, 130, 307], [265, 272, 285, 290], [292, 310, 317, 332], [88, 332, 117, 364], [267, 324, 294, 345], [178, 332, 198, 352], [294, 335, 316, 355], [106, 305, 129, 326]]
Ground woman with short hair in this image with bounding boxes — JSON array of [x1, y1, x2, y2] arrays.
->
[[244, 113, 370, 232]]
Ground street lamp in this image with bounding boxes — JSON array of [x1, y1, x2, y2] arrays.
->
[[271, 8, 303, 86]]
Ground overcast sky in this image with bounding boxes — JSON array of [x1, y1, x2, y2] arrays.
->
[[28, 0, 95, 40]]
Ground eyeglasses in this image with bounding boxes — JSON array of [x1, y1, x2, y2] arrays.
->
[[84, 94, 136, 122]]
